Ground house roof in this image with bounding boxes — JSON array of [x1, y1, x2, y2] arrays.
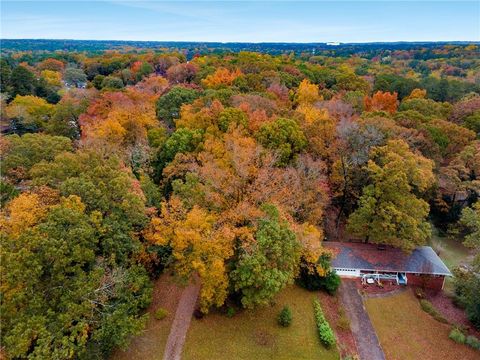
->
[[324, 242, 452, 276]]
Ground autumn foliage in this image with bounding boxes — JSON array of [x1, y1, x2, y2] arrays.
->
[[2, 43, 480, 357], [364, 91, 398, 114]]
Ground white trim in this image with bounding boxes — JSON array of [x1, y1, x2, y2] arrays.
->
[[331, 267, 451, 277]]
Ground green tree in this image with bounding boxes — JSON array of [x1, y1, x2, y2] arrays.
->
[[46, 99, 87, 139], [0, 195, 152, 359], [136, 62, 154, 81], [464, 111, 480, 136], [0, 58, 12, 94], [454, 199, 479, 330], [10, 65, 36, 97], [374, 74, 419, 100], [64, 67, 88, 87], [101, 75, 124, 89], [218, 107, 248, 132], [231, 205, 301, 308], [459, 202, 480, 267], [257, 118, 307, 166], [92, 74, 106, 89], [1, 133, 72, 182], [347, 139, 435, 251], [6, 95, 55, 132], [30, 150, 148, 263], [399, 98, 452, 119], [156, 86, 200, 128], [152, 128, 203, 181]]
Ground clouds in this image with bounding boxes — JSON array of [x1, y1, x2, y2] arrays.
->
[[1, 1, 478, 42]]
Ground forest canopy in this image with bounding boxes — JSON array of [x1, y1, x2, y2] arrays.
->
[[1, 42, 479, 358]]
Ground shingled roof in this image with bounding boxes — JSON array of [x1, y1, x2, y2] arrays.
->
[[324, 242, 452, 276]]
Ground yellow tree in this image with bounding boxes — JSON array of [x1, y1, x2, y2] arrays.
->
[[145, 197, 235, 312], [296, 79, 322, 105], [202, 68, 242, 89], [347, 139, 435, 251], [6, 95, 55, 130]]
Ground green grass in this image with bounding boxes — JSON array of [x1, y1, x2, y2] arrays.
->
[[182, 285, 340, 360], [429, 225, 472, 294], [429, 226, 471, 270], [365, 289, 479, 360]]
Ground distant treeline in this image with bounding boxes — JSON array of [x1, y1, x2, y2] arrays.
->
[[2, 39, 479, 58]]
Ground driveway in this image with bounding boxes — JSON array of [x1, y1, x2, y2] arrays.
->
[[163, 280, 200, 360], [339, 280, 385, 360]]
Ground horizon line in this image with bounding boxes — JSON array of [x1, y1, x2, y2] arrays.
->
[[2, 38, 479, 45]]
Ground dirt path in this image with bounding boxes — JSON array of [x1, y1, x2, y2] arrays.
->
[[162, 280, 200, 360], [339, 280, 385, 360]]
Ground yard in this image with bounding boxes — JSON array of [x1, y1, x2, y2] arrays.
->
[[182, 285, 340, 360], [430, 226, 472, 270], [111, 273, 184, 360], [429, 225, 473, 294], [365, 289, 478, 360]]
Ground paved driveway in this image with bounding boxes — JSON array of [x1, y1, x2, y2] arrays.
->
[[339, 280, 386, 360]]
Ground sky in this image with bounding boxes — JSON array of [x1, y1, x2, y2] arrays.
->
[[1, 1, 479, 43]]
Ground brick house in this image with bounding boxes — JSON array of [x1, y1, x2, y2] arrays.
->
[[324, 242, 452, 291]]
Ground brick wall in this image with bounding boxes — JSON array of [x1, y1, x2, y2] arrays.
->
[[407, 274, 445, 291]]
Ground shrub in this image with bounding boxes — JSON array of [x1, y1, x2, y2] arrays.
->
[[297, 267, 340, 295], [154, 307, 168, 320], [313, 299, 336, 349], [278, 306, 293, 327], [414, 287, 426, 299], [419, 299, 449, 324], [465, 335, 480, 350], [226, 306, 236, 318], [449, 328, 466, 344], [321, 271, 341, 295]]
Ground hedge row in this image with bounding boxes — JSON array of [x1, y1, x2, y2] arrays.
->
[[449, 327, 480, 351], [313, 299, 336, 348]]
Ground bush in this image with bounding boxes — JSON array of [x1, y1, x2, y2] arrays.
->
[[277, 306, 293, 327], [465, 335, 480, 350], [414, 287, 426, 299], [154, 307, 168, 320], [419, 299, 449, 324], [321, 271, 341, 295], [449, 328, 466, 344], [297, 267, 340, 295], [226, 306, 236, 318], [313, 299, 336, 349]]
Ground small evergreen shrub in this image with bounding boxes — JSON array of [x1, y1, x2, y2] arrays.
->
[[154, 307, 168, 320], [313, 299, 336, 348], [449, 328, 466, 344], [278, 306, 293, 327], [322, 271, 341, 295], [298, 267, 340, 295], [465, 335, 480, 350], [226, 306, 236, 318], [419, 299, 448, 324]]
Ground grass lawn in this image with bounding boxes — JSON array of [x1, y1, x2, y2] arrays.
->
[[429, 225, 473, 294], [365, 289, 478, 360], [110, 273, 184, 360], [430, 226, 471, 270], [182, 285, 340, 360]]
